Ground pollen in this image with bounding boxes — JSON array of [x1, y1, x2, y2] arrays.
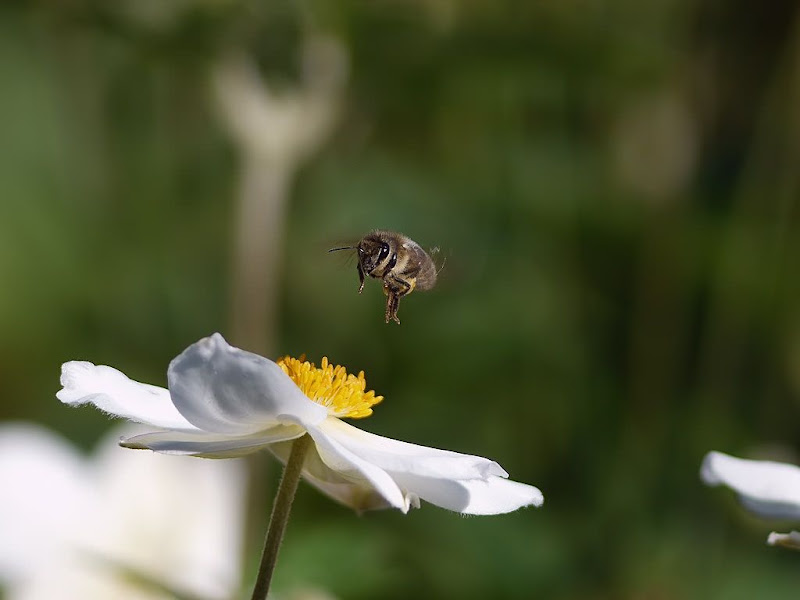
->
[[277, 355, 383, 419]]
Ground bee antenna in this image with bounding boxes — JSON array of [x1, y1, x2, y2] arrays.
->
[[328, 246, 355, 253]]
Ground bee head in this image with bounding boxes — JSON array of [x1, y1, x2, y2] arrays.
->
[[357, 235, 392, 276]]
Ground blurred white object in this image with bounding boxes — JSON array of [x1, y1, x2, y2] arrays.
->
[[701, 450, 800, 549], [0, 423, 246, 599], [701, 451, 800, 519], [768, 531, 800, 550], [212, 35, 348, 356], [212, 35, 347, 164]]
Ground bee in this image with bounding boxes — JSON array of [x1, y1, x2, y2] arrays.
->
[[329, 230, 438, 324]]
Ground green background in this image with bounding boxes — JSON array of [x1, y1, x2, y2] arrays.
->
[[2, 0, 800, 598]]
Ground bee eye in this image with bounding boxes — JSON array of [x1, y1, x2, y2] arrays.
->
[[378, 244, 390, 262]]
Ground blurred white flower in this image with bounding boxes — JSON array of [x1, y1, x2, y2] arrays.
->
[[768, 531, 800, 550], [58, 333, 544, 515], [0, 423, 246, 600], [701, 450, 800, 548]]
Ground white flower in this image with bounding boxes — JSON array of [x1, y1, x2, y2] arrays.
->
[[58, 333, 543, 515], [767, 531, 800, 550], [0, 423, 246, 600], [701, 450, 800, 548]]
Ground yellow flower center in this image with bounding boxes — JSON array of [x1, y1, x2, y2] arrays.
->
[[277, 355, 383, 419]]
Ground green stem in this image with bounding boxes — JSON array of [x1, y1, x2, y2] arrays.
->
[[250, 434, 312, 600]]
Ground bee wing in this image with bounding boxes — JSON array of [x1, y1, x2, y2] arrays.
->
[[427, 245, 448, 276]]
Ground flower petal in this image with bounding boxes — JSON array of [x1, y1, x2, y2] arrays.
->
[[701, 451, 800, 520], [0, 424, 94, 584], [57, 361, 198, 431], [390, 473, 544, 515], [88, 425, 247, 600], [167, 334, 327, 434], [120, 424, 305, 458], [270, 440, 394, 512], [301, 424, 409, 512], [291, 419, 543, 514], [318, 418, 508, 480], [0, 423, 246, 599], [768, 531, 800, 550], [6, 561, 168, 600]]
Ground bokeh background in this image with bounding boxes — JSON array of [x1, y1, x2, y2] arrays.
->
[[2, 0, 800, 598]]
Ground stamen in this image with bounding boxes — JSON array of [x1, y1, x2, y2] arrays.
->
[[277, 355, 383, 419]]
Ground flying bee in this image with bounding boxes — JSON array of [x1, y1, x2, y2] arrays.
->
[[329, 230, 438, 324]]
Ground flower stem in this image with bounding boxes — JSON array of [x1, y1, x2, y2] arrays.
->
[[250, 434, 312, 600]]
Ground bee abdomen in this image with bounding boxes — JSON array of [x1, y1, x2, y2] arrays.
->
[[415, 259, 438, 291]]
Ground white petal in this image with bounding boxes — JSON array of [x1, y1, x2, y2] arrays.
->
[[0, 424, 94, 584], [390, 473, 544, 515], [120, 424, 305, 458], [298, 477, 394, 513], [167, 333, 327, 434], [767, 531, 800, 550], [57, 362, 197, 431], [0, 424, 246, 600], [701, 451, 800, 520], [302, 419, 543, 514], [6, 560, 171, 600], [269, 440, 394, 512], [318, 418, 507, 480], [86, 425, 247, 600], [303, 423, 408, 512]]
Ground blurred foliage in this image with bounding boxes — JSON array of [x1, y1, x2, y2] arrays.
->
[[2, 0, 800, 598]]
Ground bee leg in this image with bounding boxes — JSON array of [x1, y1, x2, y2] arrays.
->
[[382, 285, 393, 323], [384, 274, 413, 324], [390, 295, 401, 324], [357, 262, 365, 293], [384, 290, 401, 324]]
